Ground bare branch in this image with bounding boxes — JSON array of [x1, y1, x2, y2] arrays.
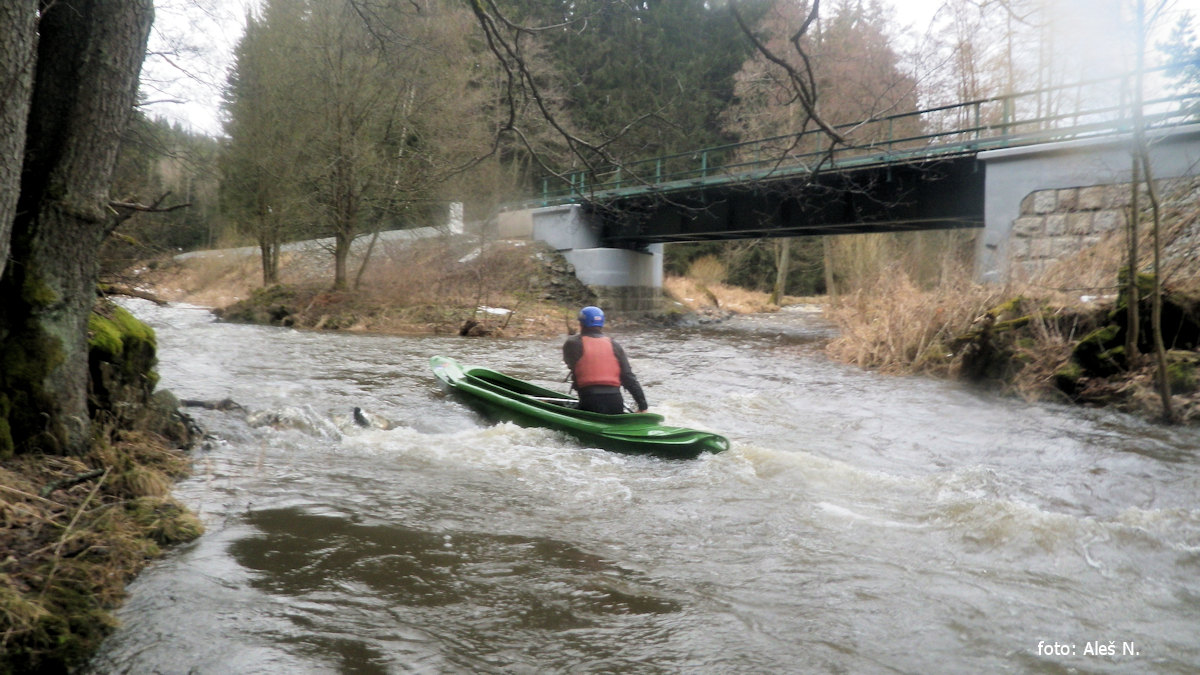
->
[[730, 0, 846, 146], [107, 191, 190, 231]]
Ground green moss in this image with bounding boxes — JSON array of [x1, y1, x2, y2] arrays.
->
[[1072, 324, 1125, 376], [86, 302, 161, 430], [1057, 360, 1084, 379], [1, 323, 66, 384], [1053, 360, 1085, 395], [993, 315, 1032, 333], [108, 305, 156, 348], [1097, 345, 1126, 371], [1117, 266, 1156, 303], [20, 276, 59, 308], [1079, 323, 1121, 346], [125, 496, 204, 545], [88, 305, 157, 360], [987, 295, 1027, 320], [0, 318, 67, 455], [87, 313, 125, 358], [1166, 350, 1198, 394]]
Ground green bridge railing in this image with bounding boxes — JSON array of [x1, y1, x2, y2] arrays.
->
[[521, 64, 1199, 208]]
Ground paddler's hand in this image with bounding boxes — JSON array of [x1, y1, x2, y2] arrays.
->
[[637, 408, 647, 413]]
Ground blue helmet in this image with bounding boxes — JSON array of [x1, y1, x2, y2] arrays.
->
[[578, 306, 604, 327]]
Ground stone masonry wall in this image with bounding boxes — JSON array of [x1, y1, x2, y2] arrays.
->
[[1008, 177, 1200, 280]]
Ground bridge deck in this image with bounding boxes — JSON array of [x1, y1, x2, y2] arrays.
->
[[513, 66, 1197, 247]]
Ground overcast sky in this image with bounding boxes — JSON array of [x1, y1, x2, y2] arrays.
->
[[139, 0, 1199, 138]]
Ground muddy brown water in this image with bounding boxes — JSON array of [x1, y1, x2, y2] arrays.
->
[[86, 302, 1200, 674]]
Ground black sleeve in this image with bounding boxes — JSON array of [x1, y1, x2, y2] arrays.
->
[[611, 340, 648, 411], [562, 335, 582, 383]]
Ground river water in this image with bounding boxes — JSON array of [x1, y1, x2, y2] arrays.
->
[[87, 301, 1199, 674]]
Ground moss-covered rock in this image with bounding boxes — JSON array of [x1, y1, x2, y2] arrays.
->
[[1116, 266, 1157, 307], [1110, 268, 1200, 353], [87, 301, 159, 428], [1072, 324, 1125, 376], [1053, 360, 1085, 395], [214, 284, 301, 326], [1167, 350, 1199, 394]]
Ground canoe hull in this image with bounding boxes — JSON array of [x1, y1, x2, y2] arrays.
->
[[431, 356, 728, 459]]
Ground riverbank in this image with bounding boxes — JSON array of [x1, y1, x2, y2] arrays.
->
[[826, 269, 1200, 423], [127, 230, 1199, 424], [130, 237, 799, 337], [0, 299, 204, 673]]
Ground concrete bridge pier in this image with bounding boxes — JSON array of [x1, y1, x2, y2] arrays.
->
[[524, 205, 664, 313]]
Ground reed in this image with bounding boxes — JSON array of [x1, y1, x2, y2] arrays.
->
[[663, 275, 785, 314], [825, 266, 1007, 375]]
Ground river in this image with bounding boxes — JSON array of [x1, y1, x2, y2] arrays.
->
[[87, 301, 1200, 674]]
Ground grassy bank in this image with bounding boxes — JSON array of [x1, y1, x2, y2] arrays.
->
[[0, 432, 202, 672], [0, 300, 202, 673], [141, 238, 596, 337], [824, 265, 1200, 423]]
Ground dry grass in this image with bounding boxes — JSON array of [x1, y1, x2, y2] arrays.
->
[[364, 239, 537, 310], [1031, 204, 1200, 299], [160, 237, 595, 338], [820, 195, 1200, 413], [134, 252, 261, 307], [825, 268, 1008, 375], [687, 255, 727, 286], [0, 430, 202, 672], [664, 275, 788, 314]]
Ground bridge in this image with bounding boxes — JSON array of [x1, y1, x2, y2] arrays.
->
[[496, 66, 1200, 308]]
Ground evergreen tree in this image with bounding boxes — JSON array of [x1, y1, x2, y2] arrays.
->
[[538, 0, 761, 165]]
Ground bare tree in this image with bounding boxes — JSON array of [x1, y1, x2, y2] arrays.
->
[[1129, 0, 1176, 422]]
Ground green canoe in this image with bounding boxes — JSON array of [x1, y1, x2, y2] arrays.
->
[[431, 356, 729, 459]]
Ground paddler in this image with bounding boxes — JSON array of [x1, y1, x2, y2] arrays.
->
[[563, 306, 649, 414]]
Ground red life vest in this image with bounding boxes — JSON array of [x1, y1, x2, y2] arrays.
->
[[574, 336, 622, 388]]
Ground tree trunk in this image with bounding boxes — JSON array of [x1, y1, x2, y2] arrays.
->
[[259, 237, 279, 285], [333, 230, 352, 290], [822, 235, 837, 302], [771, 237, 790, 305], [0, 0, 154, 456], [1140, 154, 1176, 423], [1125, 2, 1145, 364], [0, 0, 38, 281], [354, 229, 380, 291]]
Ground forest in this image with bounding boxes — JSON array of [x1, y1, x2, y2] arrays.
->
[[123, 0, 1198, 293]]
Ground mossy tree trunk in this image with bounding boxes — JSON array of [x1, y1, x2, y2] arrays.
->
[[0, 0, 154, 457]]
